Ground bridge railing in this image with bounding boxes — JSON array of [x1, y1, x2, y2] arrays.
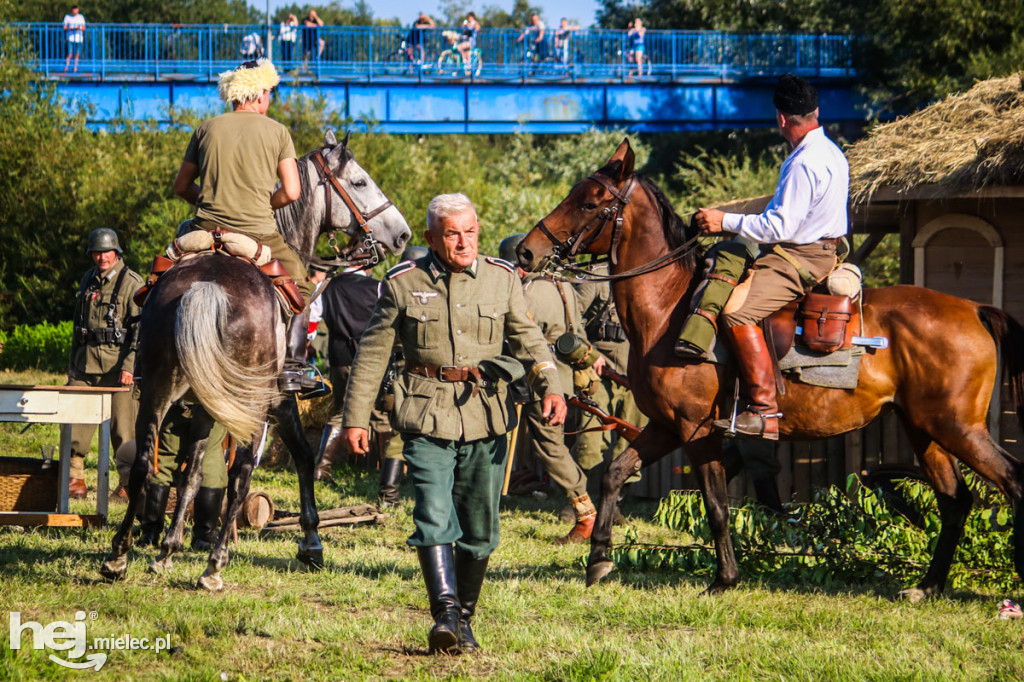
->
[[8, 22, 855, 82]]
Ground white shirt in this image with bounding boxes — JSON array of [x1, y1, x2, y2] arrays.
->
[[64, 13, 85, 43], [279, 22, 297, 43], [723, 126, 849, 244]]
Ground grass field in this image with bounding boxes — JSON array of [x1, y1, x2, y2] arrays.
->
[[1, 369, 1023, 680]]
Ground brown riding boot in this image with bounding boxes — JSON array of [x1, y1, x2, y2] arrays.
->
[[555, 493, 597, 545], [68, 454, 87, 499], [314, 425, 344, 482], [712, 324, 780, 440]]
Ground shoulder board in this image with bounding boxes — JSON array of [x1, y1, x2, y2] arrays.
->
[[385, 261, 417, 280], [125, 269, 145, 283], [485, 257, 515, 273]]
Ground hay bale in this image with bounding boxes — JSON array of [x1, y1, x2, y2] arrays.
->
[[847, 74, 1024, 205]]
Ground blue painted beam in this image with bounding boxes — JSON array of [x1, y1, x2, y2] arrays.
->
[[58, 79, 869, 134]]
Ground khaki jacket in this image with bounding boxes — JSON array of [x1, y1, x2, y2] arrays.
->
[[343, 251, 561, 441], [574, 265, 629, 374], [522, 276, 582, 397], [70, 259, 143, 376]]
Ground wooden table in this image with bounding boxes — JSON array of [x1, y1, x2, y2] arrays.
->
[[0, 384, 128, 527]]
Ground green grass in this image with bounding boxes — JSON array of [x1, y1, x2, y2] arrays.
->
[[1, 372, 1024, 679]]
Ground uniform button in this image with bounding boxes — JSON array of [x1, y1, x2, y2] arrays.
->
[[420, 315, 427, 321], [456, 303, 463, 308], [456, 329, 464, 335]]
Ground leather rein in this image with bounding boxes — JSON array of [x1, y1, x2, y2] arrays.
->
[[533, 172, 701, 284], [311, 150, 393, 269]]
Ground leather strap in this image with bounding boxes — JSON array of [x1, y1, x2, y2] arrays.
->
[[406, 362, 483, 383]]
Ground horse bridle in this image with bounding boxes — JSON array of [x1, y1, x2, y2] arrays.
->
[[534, 171, 702, 284], [534, 172, 638, 267], [312, 150, 393, 266]]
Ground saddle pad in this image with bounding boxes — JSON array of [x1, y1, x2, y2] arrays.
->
[[778, 345, 864, 390], [168, 227, 273, 267]]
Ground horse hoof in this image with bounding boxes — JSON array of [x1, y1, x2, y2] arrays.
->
[[99, 557, 128, 581], [898, 587, 928, 603], [148, 557, 172, 574], [297, 548, 324, 571], [196, 573, 224, 592], [585, 560, 614, 587]]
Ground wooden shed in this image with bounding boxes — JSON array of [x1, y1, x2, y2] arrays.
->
[[633, 74, 1024, 502]]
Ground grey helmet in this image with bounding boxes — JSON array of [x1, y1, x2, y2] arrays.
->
[[498, 233, 526, 264], [400, 245, 429, 262], [86, 228, 123, 255]]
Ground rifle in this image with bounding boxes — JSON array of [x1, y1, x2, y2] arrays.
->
[[568, 394, 641, 442], [597, 364, 630, 390]]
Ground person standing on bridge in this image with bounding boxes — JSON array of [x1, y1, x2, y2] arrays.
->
[[172, 59, 321, 396], [690, 74, 850, 440], [341, 194, 566, 655], [62, 5, 85, 74]]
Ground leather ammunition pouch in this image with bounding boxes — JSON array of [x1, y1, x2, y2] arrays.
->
[[797, 292, 853, 353]]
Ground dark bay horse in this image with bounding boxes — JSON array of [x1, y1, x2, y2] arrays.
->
[[100, 131, 411, 591], [517, 139, 1024, 597]]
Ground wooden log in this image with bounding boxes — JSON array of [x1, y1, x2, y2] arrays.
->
[[236, 491, 275, 529], [261, 512, 385, 533]]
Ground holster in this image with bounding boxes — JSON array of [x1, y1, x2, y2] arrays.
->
[[260, 259, 305, 314]]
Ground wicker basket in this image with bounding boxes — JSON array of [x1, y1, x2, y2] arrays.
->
[[0, 457, 58, 512]]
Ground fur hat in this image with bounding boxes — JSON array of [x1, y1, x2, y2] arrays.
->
[[773, 74, 818, 116], [218, 59, 280, 104]]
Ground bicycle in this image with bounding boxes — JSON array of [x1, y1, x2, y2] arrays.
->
[[437, 30, 482, 77]]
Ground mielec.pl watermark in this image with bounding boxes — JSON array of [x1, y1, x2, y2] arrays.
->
[[9, 611, 172, 671]]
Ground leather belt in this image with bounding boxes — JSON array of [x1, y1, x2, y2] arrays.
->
[[406, 362, 483, 383]]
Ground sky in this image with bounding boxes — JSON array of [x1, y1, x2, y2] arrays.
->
[[255, 0, 603, 27]]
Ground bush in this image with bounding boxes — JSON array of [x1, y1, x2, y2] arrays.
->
[[0, 321, 72, 373]]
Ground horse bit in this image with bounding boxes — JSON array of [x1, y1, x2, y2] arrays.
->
[[311, 150, 392, 267]]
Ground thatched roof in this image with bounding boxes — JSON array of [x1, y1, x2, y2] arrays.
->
[[847, 74, 1024, 205]]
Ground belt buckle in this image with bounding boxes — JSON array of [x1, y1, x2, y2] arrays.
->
[[439, 365, 459, 381]]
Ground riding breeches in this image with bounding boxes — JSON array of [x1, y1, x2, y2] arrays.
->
[[722, 240, 838, 328]]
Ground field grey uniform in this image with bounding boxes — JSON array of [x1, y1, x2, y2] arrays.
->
[[342, 249, 561, 653], [68, 254, 143, 492]]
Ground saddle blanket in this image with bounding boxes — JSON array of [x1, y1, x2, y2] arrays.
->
[[706, 338, 864, 390]]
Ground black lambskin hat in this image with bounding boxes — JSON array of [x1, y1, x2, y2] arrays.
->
[[774, 74, 818, 116]]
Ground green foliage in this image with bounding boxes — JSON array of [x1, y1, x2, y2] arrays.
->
[[672, 144, 784, 213], [0, 321, 72, 372], [2, 0, 257, 24], [615, 472, 1017, 591]]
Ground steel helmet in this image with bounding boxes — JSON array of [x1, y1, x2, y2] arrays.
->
[[498, 233, 526, 264], [400, 245, 429, 262], [86, 228, 123, 255]]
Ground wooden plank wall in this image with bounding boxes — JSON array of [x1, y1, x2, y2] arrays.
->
[[629, 412, 916, 502]]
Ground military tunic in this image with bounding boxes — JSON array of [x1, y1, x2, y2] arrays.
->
[[343, 251, 561, 557], [517, 276, 588, 501], [573, 267, 647, 473], [68, 259, 143, 483]]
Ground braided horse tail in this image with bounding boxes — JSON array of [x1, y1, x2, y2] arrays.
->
[[174, 281, 278, 443]]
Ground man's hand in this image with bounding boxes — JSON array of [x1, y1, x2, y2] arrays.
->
[[695, 208, 725, 235], [119, 371, 134, 386], [591, 354, 607, 375], [343, 427, 370, 455], [541, 394, 567, 426]]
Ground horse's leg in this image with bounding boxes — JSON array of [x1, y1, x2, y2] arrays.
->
[[197, 440, 256, 592], [150, 407, 213, 574], [101, 388, 174, 580], [687, 436, 740, 594], [587, 423, 679, 586], [272, 395, 323, 569]]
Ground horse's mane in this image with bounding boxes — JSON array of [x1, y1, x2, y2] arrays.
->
[[636, 174, 699, 273], [276, 143, 355, 261]]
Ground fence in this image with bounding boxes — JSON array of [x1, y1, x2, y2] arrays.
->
[[9, 22, 855, 82]]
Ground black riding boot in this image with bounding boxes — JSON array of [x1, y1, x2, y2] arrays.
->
[[279, 311, 327, 396], [137, 483, 170, 548], [416, 545, 462, 655], [454, 549, 489, 653], [378, 457, 403, 508], [191, 486, 226, 551], [752, 476, 784, 515], [314, 425, 344, 482]]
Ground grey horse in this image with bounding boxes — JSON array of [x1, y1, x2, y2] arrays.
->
[[100, 130, 411, 591]]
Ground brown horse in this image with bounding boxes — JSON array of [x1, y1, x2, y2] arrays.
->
[[517, 139, 1024, 596]]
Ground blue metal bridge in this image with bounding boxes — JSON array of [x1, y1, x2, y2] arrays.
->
[[11, 23, 865, 133]]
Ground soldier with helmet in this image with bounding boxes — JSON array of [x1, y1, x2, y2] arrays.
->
[[498, 233, 596, 544], [67, 228, 143, 498]]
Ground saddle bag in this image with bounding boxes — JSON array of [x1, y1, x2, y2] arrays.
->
[[797, 292, 853, 353], [133, 255, 175, 307], [260, 259, 306, 315]]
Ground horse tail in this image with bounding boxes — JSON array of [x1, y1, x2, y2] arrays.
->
[[979, 305, 1024, 432], [175, 281, 278, 443]]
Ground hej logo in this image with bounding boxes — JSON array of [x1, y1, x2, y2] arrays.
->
[[9, 611, 107, 671]]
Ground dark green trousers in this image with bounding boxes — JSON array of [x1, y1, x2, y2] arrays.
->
[[402, 434, 506, 559], [152, 403, 229, 489]]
